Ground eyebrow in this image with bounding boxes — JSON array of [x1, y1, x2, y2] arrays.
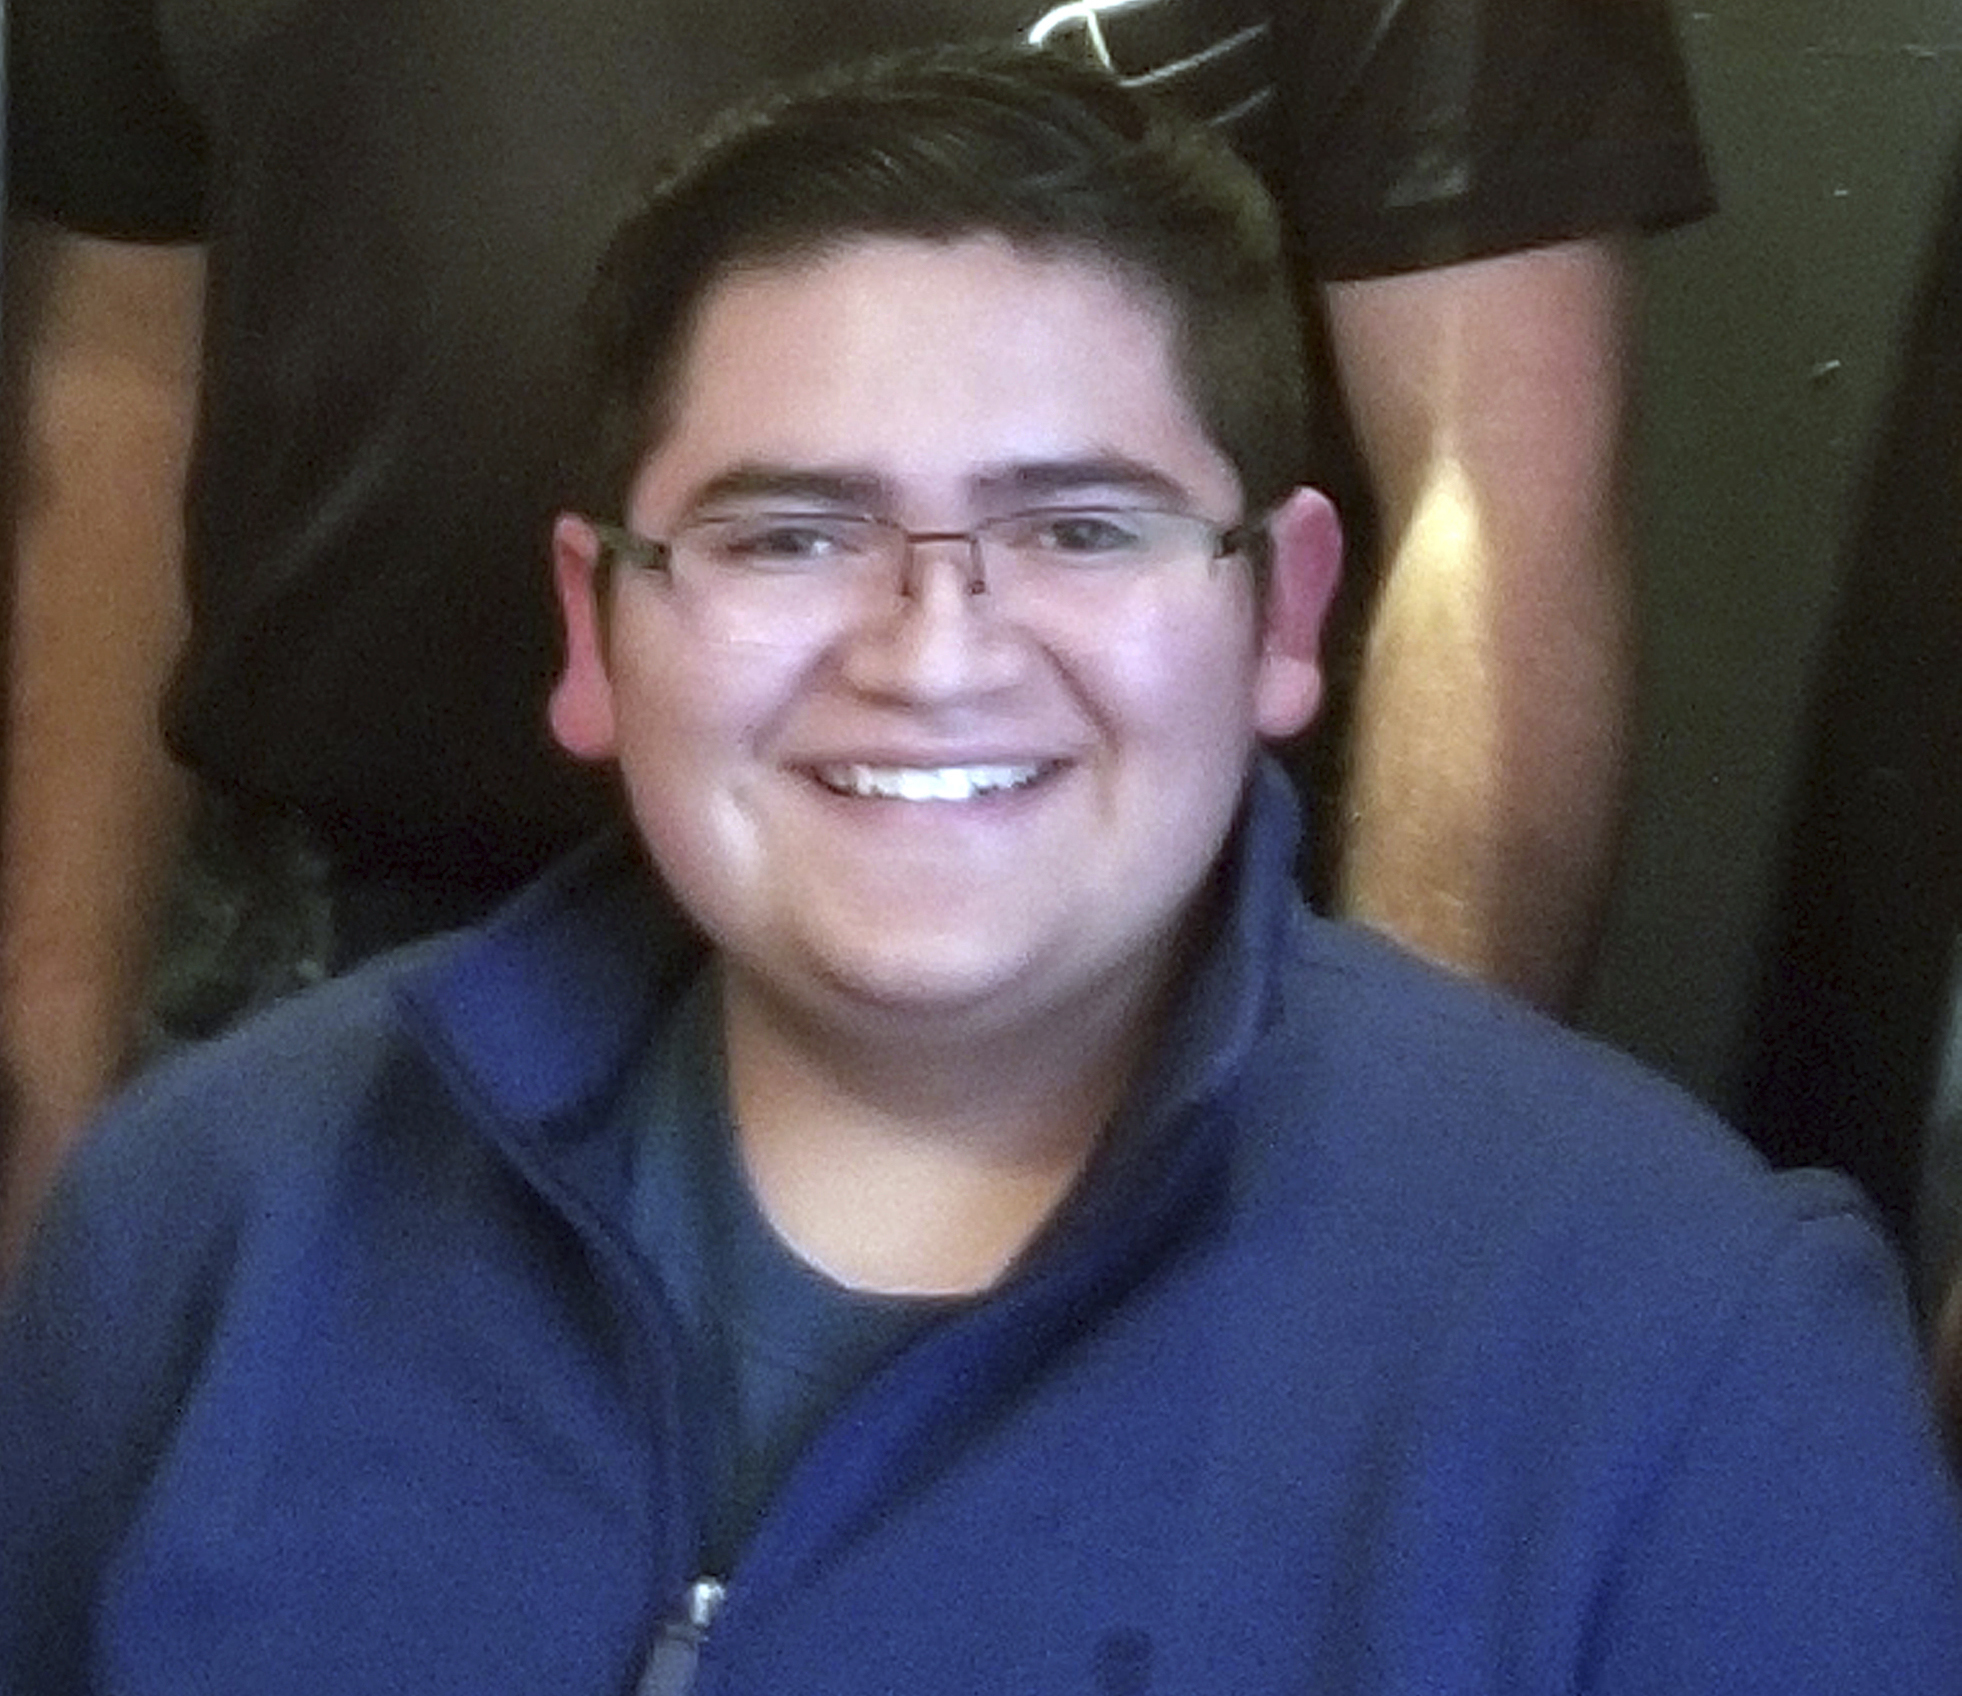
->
[[678, 455, 1199, 519], [684, 466, 889, 515], [972, 456, 1196, 509]]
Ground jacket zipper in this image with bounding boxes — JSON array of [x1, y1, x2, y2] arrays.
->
[[442, 1063, 721, 1689], [634, 1576, 728, 1696]]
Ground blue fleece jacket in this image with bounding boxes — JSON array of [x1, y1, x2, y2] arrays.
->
[[4, 764, 1960, 1695]]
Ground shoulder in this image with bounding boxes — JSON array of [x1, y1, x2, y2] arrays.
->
[[11, 860, 586, 1336], [17, 946, 440, 1297], [0, 946, 437, 1588], [12, 837, 677, 1319], [1248, 915, 1888, 1318]]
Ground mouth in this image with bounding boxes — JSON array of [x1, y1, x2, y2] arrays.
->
[[810, 761, 1053, 802]]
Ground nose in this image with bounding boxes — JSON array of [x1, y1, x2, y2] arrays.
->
[[840, 535, 1028, 702]]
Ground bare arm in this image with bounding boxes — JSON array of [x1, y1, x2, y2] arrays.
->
[[1323, 236, 1634, 1017], [0, 222, 204, 1273]]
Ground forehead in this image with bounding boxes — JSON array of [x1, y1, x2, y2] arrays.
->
[[628, 235, 1240, 519]]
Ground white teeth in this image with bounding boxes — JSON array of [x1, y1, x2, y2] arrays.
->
[[816, 763, 1044, 801]]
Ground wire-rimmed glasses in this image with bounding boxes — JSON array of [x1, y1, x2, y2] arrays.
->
[[585, 506, 1263, 643]]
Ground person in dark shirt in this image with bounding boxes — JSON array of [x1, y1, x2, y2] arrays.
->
[[0, 1, 1712, 1267]]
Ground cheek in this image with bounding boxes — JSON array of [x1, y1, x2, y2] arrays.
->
[[1073, 601, 1265, 756], [1101, 617, 1268, 885], [604, 638, 794, 878]]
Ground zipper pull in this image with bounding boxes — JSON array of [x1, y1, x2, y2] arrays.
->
[[635, 1577, 728, 1696]]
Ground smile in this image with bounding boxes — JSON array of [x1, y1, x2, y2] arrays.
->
[[812, 762, 1050, 802]]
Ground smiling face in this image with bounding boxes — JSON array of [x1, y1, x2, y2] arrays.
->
[[551, 235, 1336, 1057]]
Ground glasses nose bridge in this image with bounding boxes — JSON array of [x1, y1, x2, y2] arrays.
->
[[893, 525, 989, 600]]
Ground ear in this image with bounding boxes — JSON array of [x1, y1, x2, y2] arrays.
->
[[1252, 487, 1343, 739], [547, 512, 621, 761]]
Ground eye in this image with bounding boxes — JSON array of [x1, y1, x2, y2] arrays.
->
[[701, 514, 879, 572], [1001, 508, 1153, 561]]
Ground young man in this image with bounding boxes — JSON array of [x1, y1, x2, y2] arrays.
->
[[1, 49, 1953, 1695]]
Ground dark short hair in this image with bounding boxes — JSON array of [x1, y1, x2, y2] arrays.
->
[[572, 45, 1310, 526]]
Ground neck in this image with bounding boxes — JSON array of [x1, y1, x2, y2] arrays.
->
[[717, 960, 1172, 1296]]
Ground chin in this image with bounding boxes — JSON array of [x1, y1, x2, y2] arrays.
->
[[802, 940, 1048, 1022]]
